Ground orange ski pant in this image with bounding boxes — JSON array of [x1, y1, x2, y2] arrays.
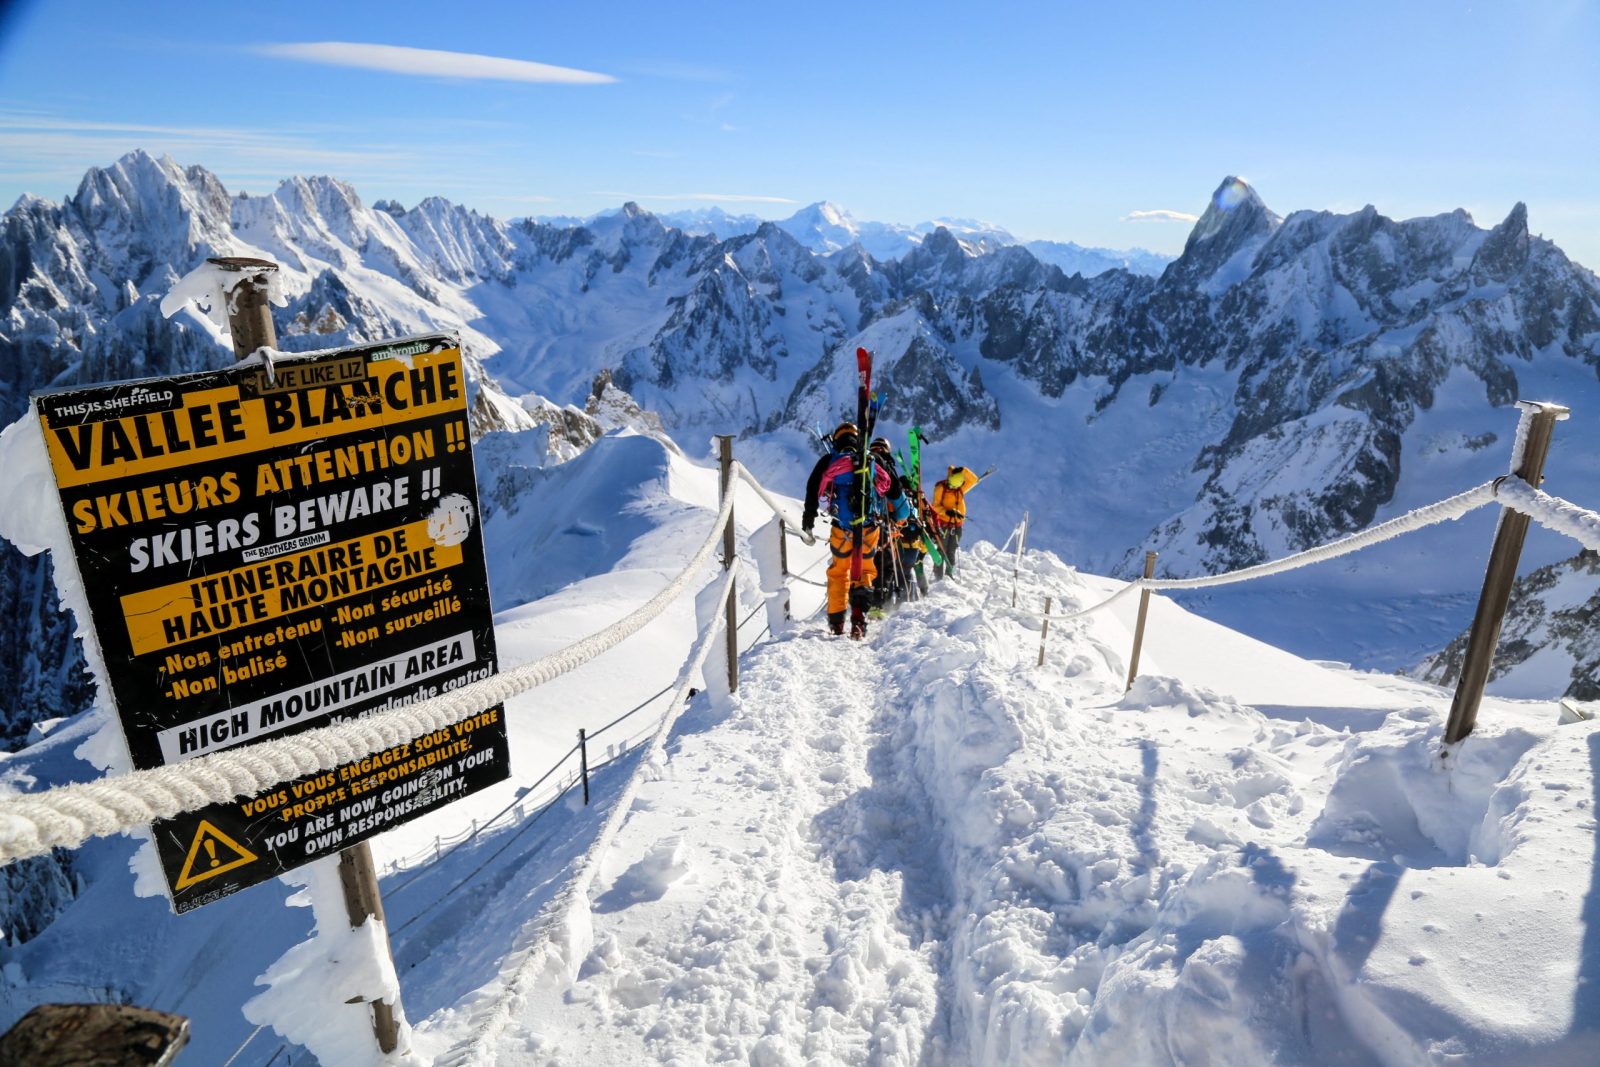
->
[[827, 524, 880, 615]]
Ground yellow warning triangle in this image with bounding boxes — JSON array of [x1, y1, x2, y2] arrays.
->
[[174, 819, 258, 891]]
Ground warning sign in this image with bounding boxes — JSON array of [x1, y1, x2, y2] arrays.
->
[[174, 820, 258, 891], [32, 334, 510, 913]]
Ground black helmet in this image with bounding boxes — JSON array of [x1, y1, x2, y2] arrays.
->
[[870, 437, 891, 456]]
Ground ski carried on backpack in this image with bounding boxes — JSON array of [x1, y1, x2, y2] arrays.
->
[[849, 347, 873, 584], [908, 426, 945, 567]]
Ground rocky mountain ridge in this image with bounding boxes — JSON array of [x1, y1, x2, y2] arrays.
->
[[541, 200, 1173, 276], [4, 151, 1600, 751]]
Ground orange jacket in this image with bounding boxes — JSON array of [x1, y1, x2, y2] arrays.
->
[[932, 467, 983, 524]]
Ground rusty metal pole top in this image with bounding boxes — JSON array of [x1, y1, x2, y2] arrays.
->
[[207, 255, 280, 272], [205, 256, 280, 361]]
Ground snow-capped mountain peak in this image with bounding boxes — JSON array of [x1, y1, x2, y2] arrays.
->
[[1168, 174, 1282, 290], [67, 148, 235, 292]]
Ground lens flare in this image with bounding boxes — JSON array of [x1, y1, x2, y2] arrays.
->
[[1214, 177, 1252, 212]]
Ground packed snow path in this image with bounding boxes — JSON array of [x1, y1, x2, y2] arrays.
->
[[429, 543, 1600, 1066], [487, 594, 957, 1063]]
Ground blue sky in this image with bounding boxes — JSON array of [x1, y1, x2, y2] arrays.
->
[[1, 0, 1596, 266]]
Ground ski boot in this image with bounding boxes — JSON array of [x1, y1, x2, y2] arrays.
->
[[848, 588, 869, 639], [828, 611, 846, 636]]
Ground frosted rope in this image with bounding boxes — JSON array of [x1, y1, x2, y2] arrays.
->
[[436, 566, 741, 1067], [0, 487, 737, 864], [1141, 481, 1498, 591], [1495, 477, 1600, 552], [1013, 480, 1499, 621], [1029, 580, 1147, 622], [997, 523, 1022, 556], [735, 461, 816, 545]]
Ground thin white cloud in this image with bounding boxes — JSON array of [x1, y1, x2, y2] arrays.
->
[[594, 191, 797, 204], [256, 42, 616, 85], [1122, 209, 1200, 223]]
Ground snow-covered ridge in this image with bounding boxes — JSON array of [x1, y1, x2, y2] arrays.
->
[[427, 541, 1600, 1065]]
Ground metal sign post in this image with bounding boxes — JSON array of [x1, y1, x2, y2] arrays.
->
[[211, 259, 405, 1057]]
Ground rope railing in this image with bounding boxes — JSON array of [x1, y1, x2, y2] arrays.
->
[[385, 739, 583, 886], [735, 461, 816, 545], [1018, 473, 1600, 633], [1494, 476, 1600, 552], [0, 465, 768, 864], [384, 578, 782, 882], [1012, 479, 1501, 623]]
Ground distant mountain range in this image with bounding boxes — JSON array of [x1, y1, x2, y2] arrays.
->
[[3, 149, 1600, 760], [536, 200, 1174, 277]]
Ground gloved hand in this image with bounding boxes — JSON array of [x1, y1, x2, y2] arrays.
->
[[800, 517, 816, 545]]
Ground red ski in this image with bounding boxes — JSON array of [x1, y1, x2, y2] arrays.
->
[[848, 346, 872, 586]]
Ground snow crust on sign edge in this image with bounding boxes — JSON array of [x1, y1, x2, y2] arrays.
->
[[0, 412, 136, 783]]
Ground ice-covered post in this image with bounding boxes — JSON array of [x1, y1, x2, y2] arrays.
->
[[206, 256, 280, 359], [202, 256, 407, 1059], [1011, 511, 1029, 608], [578, 728, 590, 806], [336, 846, 401, 1053], [1037, 596, 1052, 668], [778, 518, 789, 578], [717, 435, 739, 694], [1125, 551, 1158, 691], [1444, 401, 1571, 745]]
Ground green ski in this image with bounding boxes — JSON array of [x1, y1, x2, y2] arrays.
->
[[908, 426, 945, 567]]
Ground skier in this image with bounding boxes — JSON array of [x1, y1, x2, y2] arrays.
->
[[801, 422, 910, 638], [896, 506, 931, 599], [868, 438, 904, 608], [931, 464, 991, 579]]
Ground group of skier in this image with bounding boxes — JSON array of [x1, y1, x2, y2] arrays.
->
[[799, 351, 991, 639]]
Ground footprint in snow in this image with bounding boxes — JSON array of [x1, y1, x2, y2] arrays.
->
[[593, 836, 692, 913]]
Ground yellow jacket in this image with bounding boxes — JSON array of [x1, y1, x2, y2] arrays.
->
[[932, 466, 983, 524]]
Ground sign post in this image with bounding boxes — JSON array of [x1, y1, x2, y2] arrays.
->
[[32, 264, 510, 1057]]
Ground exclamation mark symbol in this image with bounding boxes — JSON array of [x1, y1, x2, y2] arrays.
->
[[205, 838, 219, 869], [445, 421, 466, 453], [422, 468, 441, 500]]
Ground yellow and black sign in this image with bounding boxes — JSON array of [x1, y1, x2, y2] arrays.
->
[[33, 334, 510, 913]]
